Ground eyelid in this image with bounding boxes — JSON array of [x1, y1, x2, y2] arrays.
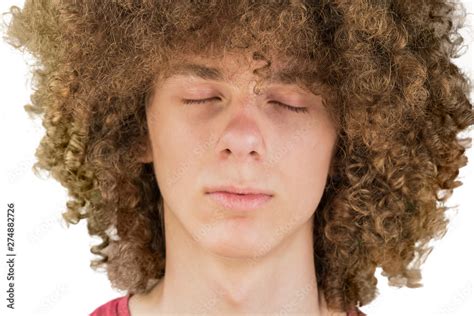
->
[[182, 97, 308, 113], [182, 97, 221, 104], [268, 100, 308, 113]]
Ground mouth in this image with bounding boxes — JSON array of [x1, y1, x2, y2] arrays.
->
[[206, 191, 272, 211], [204, 185, 273, 196], [204, 185, 273, 211]]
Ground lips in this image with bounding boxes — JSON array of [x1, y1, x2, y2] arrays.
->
[[206, 191, 272, 211], [205, 185, 273, 211], [204, 185, 273, 196]]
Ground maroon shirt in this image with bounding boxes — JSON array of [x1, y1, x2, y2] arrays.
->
[[89, 294, 367, 315]]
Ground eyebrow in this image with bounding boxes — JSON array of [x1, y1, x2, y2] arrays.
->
[[165, 62, 301, 86], [168, 63, 224, 81]]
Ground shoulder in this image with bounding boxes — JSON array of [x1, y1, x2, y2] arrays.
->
[[346, 306, 367, 316], [326, 305, 367, 316], [89, 294, 131, 316]]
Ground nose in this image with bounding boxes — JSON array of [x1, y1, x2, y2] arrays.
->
[[215, 97, 266, 163]]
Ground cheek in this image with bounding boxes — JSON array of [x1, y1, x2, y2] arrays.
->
[[151, 117, 212, 190], [147, 106, 192, 178], [286, 144, 327, 188], [282, 130, 334, 209]]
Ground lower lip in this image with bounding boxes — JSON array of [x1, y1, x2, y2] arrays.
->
[[206, 191, 272, 211]]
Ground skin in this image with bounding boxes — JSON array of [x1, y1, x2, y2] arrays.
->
[[131, 50, 341, 315]]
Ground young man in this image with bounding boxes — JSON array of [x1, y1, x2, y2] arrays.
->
[[2, 1, 471, 315], [127, 50, 341, 315]]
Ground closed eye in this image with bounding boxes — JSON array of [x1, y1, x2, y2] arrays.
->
[[268, 101, 308, 113], [182, 97, 221, 104], [182, 98, 308, 113]]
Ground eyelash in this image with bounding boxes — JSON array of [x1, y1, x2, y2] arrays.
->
[[182, 97, 308, 113]]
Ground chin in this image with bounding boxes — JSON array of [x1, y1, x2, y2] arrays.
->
[[195, 224, 270, 260], [207, 243, 269, 261]]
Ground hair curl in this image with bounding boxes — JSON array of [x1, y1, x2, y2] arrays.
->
[[2, 0, 473, 312]]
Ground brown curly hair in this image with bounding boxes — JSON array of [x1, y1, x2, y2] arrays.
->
[[2, 0, 473, 312]]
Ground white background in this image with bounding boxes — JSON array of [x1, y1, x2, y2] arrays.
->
[[0, 1, 473, 315]]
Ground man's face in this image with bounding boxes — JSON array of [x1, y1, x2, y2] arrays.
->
[[143, 51, 338, 259]]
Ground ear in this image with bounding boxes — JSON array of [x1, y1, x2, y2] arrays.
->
[[137, 136, 153, 163]]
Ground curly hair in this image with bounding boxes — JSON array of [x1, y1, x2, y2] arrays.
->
[[2, 0, 473, 312]]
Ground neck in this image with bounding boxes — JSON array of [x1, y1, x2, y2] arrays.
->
[[146, 206, 324, 315]]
